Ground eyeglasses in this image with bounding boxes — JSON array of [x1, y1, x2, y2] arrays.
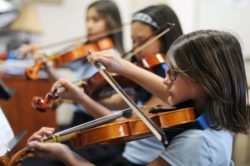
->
[[165, 68, 181, 81]]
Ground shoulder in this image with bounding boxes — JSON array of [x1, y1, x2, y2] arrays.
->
[[160, 129, 233, 166]]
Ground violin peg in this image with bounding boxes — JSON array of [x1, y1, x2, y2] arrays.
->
[[31, 96, 48, 112]]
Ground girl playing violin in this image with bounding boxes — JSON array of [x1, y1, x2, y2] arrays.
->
[[88, 29, 250, 165], [24, 0, 126, 165], [28, 30, 249, 166], [42, 4, 183, 166]]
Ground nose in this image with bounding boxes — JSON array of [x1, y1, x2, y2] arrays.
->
[[87, 20, 94, 33]]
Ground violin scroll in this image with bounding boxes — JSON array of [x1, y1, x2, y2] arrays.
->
[[31, 92, 58, 112], [25, 60, 45, 80], [6, 147, 35, 166], [32, 80, 85, 112], [0, 156, 9, 166]]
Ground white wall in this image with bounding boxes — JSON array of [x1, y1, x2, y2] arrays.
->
[[195, 0, 250, 58]]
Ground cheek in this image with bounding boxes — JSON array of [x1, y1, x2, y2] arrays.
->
[[171, 79, 193, 103], [93, 21, 107, 33]]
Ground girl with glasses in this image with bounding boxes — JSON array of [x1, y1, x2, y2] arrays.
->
[[86, 30, 249, 165]]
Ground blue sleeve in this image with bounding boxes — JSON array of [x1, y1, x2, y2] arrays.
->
[[160, 130, 212, 166]]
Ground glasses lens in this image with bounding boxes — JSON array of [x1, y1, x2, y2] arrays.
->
[[166, 68, 177, 81]]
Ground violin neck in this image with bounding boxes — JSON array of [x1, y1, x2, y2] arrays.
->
[[40, 108, 131, 143]]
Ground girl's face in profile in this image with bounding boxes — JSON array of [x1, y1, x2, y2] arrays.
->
[[87, 7, 108, 41], [131, 21, 162, 60], [163, 67, 206, 107]]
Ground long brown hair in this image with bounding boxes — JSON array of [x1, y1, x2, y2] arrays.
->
[[88, 0, 124, 54], [167, 30, 250, 134]]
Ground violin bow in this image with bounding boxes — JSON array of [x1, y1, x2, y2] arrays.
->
[[122, 22, 175, 60], [33, 23, 130, 50], [94, 62, 168, 147]]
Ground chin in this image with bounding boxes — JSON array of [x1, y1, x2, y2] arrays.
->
[[166, 96, 174, 106]]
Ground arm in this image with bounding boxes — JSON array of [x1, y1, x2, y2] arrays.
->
[[77, 92, 113, 118], [99, 92, 135, 110], [32, 49, 60, 81], [52, 79, 112, 118], [120, 62, 167, 103], [88, 50, 168, 102]]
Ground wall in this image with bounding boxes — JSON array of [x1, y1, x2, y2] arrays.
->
[[195, 0, 250, 58]]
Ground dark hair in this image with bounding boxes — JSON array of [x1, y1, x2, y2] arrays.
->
[[167, 30, 250, 133], [133, 4, 183, 54], [88, 0, 124, 53]]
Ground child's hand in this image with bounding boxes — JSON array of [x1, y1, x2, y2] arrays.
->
[[51, 79, 84, 103], [87, 49, 128, 75], [27, 127, 55, 143]]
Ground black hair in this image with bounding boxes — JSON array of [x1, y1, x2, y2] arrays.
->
[[133, 4, 183, 54]]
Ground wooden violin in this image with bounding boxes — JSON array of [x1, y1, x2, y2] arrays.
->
[[31, 23, 174, 112], [31, 74, 136, 112], [25, 37, 113, 80], [0, 156, 9, 166], [31, 80, 84, 112], [6, 107, 195, 166], [31, 52, 166, 112]]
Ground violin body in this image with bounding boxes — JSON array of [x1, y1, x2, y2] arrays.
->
[[72, 107, 195, 147], [0, 156, 9, 166], [140, 53, 166, 69], [52, 43, 99, 67], [6, 107, 195, 166]]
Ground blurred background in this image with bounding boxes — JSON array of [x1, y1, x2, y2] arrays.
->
[[0, 0, 250, 165]]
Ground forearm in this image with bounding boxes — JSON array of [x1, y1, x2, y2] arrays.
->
[[120, 61, 167, 102], [77, 93, 112, 118]]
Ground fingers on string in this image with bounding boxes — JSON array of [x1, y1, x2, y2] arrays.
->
[[28, 127, 54, 143]]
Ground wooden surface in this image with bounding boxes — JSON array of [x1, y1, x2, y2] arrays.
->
[[0, 74, 57, 150]]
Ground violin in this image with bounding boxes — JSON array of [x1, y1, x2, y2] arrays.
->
[[31, 24, 173, 111], [31, 73, 136, 112], [139, 53, 166, 69], [0, 156, 9, 166], [25, 37, 113, 80], [6, 107, 195, 166], [31, 80, 84, 112], [26, 22, 174, 80], [31, 52, 166, 112]]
